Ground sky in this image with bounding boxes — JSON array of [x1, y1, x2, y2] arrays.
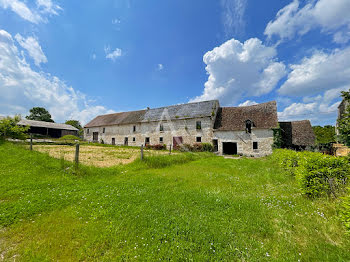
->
[[0, 0, 350, 126]]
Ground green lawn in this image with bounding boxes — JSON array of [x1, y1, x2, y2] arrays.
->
[[0, 142, 349, 261]]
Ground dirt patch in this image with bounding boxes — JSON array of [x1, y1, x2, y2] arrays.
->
[[33, 145, 170, 167]]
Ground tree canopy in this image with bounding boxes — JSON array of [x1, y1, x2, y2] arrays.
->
[[65, 120, 83, 137], [26, 107, 54, 122], [0, 116, 29, 140], [312, 125, 336, 145]]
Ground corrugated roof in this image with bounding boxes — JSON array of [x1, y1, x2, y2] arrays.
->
[[279, 120, 315, 146], [214, 101, 278, 131], [84, 100, 219, 128], [18, 119, 78, 131]]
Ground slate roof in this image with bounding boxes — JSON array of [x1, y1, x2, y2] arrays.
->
[[279, 120, 315, 146], [214, 101, 278, 131], [84, 100, 219, 128], [18, 119, 78, 131]]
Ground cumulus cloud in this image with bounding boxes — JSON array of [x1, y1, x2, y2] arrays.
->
[[265, 0, 350, 43], [221, 0, 247, 37], [279, 47, 350, 96], [15, 34, 47, 66], [0, 0, 61, 24], [0, 29, 113, 125], [190, 38, 286, 105], [157, 64, 164, 71], [238, 100, 258, 107], [105, 47, 122, 62]]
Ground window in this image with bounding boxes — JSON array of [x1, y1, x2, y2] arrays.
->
[[253, 142, 258, 150], [196, 136, 201, 143], [103, 127, 105, 133], [133, 137, 136, 142], [112, 138, 115, 145], [159, 137, 163, 143], [87, 129, 89, 134], [160, 124, 164, 132], [145, 137, 150, 144], [133, 125, 136, 132], [196, 121, 201, 130], [245, 120, 252, 133]]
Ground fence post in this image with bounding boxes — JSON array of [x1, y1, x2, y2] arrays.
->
[[141, 144, 144, 161], [75, 143, 80, 166], [30, 133, 33, 151], [169, 144, 172, 155]]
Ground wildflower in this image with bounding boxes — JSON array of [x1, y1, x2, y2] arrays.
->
[[266, 252, 270, 257]]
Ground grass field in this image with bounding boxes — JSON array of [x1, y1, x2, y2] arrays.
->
[[32, 144, 171, 167], [0, 142, 349, 261]]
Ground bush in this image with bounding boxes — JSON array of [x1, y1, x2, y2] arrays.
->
[[272, 149, 301, 175], [58, 135, 81, 141], [174, 143, 213, 152], [340, 189, 350, 233], [295, 153, 350, 198], [145, 144, 166, 150], [202, 143, 213, 152]]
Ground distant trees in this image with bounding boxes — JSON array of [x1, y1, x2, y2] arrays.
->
[[0, 116, 29, 140], [26, 107, 54, 122], [65, 120, 83, 137], [337, 89, 350, 146], [312, 125, 336, 145]]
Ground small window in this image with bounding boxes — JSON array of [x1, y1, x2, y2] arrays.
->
[[133, 125, 136, 132], [245, 120, 252, 133], [159, 137, 163, 143], [253, 142, 258, 150], [196, 136, 201, 143], [103, 127, 105, 133], [145, 137, 150, 144], [133, 137, 136, 142], [196, 121, 201, 130], [160, 124, 164, 132], [87, 129, 89, 134]]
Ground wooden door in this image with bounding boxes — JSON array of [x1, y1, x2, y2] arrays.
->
[[93, 132, 98, 142], [124, 137, 128, 146], [173, 136, 183, 148], [112, 138, 115, 145]]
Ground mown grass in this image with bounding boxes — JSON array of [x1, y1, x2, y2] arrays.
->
[[0, 142, 349, 261]]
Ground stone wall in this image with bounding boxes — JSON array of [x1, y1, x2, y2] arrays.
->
[[213, 129, 274, 157], [84, 116, 215, 147]]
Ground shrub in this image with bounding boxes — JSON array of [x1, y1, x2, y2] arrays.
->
[[272, 149, 300, 176], [58, 135, 81, 141], [145, 144, 166, 150], [202, 143, 213, 152], [175, 143, 213, 152], [340, 189, 350, 233], [0, 115, 29, 140], [295, 153, 350, 198]]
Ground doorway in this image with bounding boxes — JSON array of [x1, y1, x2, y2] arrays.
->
[[173, 136, 183, 148], [212, 139, 218, 152], [93, 132, 98, 142], [112, 138, 115, 145], [223, 142, 237, 155], [124, 137, 128, 146]]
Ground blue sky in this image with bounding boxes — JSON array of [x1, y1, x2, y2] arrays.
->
[[0, 0, 350, 125]]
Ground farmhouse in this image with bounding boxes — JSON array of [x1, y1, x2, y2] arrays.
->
[[18, 119, 79, 138], [279, 120, 316, 150], [84, 100, 278, 156]]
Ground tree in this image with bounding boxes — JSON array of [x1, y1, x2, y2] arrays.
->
[[0, 116, 29, 140], [337, 89, 350, 146], [65, 120, 83, 137], [312, 125, 336, 145], [26, 107, 54, 122]]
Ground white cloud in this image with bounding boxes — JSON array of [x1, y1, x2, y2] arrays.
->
[[278, 87, 347, 125], [265, 0, 350, 43], [221, 0, 247, 37], [0, 29, 113, 125], [15, 34, 47, 66], [157, 64, 164, 71], [238, 100, 258, 107], [105, 47, 122, 62], [112, 18, 121, 25], [190, 38, 286, 105], [0, 0, 61, 24], [279, 47, 350, 96]]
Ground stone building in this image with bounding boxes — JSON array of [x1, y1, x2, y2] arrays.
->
[[279, 120, 316, 150], [336, 98, 349, 136], [84, 100, 278, 156]]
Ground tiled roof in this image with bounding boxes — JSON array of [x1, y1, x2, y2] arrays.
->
[[279, 120, 315, 146], [214, 101, 278, 131], [18, 119, 78, 131], [84, 100, 219, 128]]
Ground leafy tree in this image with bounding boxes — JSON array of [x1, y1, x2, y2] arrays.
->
[[26, 107, 54, 122], [65, 120, 83, 137], [0, 116, 29, 140], [312, 125, 336, 145], [337, 89, 350, 146]]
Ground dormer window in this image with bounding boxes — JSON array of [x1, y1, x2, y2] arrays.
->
[[245, 120, 252, 133]]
